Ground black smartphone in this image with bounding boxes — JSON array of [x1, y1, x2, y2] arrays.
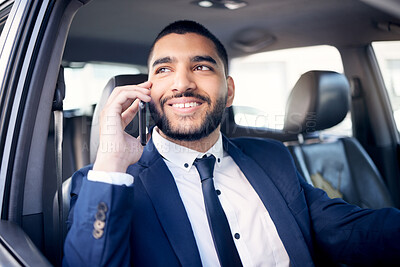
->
[[138, 101, 147, 146]]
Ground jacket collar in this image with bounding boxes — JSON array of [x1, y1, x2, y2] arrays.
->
[[151, 128, 224, 171]]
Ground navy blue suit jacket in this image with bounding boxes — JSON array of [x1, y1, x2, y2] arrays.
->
[[63, 136, 400, 266]]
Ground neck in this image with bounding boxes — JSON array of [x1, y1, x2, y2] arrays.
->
[[159, 127, 221, 153]]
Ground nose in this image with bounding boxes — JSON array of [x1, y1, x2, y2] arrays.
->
[[172, 67, 196, 93]]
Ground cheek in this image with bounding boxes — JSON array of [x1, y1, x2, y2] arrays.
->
[[149, 82, 165, 103], [199, 78, 225, 95], [150, 77, 171, 98], [211, 83, 229, 102], [150, 90, 160, 102]]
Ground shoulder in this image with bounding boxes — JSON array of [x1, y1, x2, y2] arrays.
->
[[230, 137, 292, 162], [229, 137, 302, 200]]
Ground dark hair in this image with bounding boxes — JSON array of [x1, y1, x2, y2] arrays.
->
[[148, 20, 229, 76]]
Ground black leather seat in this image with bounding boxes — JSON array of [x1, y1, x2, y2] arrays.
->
[[284, 70, 393, 208]]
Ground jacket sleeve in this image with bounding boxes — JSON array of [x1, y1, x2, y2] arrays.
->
[[63, 167, 134, 267], [300, 176, 400, 266]]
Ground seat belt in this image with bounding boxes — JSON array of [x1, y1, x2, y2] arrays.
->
[[292, 144, 313, 185], [52, 66, 65, 262], [350, 77, 369, 145]]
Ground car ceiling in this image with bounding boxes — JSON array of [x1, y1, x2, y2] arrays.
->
[[63, 0, 400, 67]]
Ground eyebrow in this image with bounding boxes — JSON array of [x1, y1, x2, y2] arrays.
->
[[191, 55, 217, 65], [152, 56, 174, 68], [152, 55, 218, 69]]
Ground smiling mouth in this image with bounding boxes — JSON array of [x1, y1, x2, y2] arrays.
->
[[171, 102, 201, 108], [160, 92, 211, 108]]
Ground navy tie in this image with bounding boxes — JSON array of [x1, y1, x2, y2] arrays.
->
[[194, 155, 242, 267]]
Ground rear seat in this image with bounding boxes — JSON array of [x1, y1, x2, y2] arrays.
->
[[283, 70, 393, 208]]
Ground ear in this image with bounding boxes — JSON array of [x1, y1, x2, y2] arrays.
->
[[225, 76, 235, 107]]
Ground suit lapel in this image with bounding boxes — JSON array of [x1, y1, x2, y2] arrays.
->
[[137, 139, 202, 267], [223, 137, 314, 267]]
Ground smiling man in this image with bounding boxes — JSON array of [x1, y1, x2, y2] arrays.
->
[[63, 20, 400, 267], [148, 32, 233, 146]]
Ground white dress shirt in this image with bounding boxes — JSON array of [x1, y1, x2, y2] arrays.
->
[[89, 128, 290, 267]]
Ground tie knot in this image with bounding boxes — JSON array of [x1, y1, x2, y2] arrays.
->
[[194, 155, 216, 182]]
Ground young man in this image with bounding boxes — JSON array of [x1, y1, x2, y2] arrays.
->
[[63, 20, 400, 267]]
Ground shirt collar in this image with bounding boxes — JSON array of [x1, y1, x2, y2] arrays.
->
[[152, 127, 224, 172]]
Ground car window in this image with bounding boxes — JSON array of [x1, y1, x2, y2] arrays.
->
[[0, 1, 12, 37], [229, 45, 352, 136], [0, 16, 6, 34], [372, 41, 400, 131], [63, 62, 146, 111]]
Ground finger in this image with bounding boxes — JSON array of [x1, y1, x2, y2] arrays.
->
[[107, 81, 151, 103], [136, 80, 152, 88], [117, 81, 152, 96], [119, 92, 151, 112], [107, 87, 150, 108], [105, 90, 151, 114], [121, 99, 140, 128], [107, 86, 151, 110]]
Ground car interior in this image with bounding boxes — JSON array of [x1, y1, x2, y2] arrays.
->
[[1, 0, 400, 266]]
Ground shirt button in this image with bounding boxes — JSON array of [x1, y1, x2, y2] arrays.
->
[[216, 189, 221, 195], [217, 158, 221, 163], [234, 233, 240, 239], [184, 163, 189, 168]]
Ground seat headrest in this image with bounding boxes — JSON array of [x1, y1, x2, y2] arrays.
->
[[90, 74, 148, 163], [283, 70, 349, 135]]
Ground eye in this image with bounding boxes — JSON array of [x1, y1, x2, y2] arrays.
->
[[194, 65, 212, 71], [155, 67, 171, 74]]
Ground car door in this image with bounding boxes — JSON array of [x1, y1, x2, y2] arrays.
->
[[0, 0, 90, 265]]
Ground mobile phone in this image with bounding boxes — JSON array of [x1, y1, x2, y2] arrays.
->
[[138, 101, 147, 146]]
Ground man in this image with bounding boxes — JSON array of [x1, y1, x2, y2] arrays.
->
[[63, 20, 400, 267]]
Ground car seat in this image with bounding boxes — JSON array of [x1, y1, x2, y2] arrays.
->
[[284, 70, 393, 208]]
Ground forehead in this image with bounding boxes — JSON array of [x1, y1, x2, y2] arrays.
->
[[150, 33, 219, 62]]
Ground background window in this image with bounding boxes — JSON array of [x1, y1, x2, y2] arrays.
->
[[63, 62, 146, 111], [372, 41, 400, 131], [229, 45, 351, 136]]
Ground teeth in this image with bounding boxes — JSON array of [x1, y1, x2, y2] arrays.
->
[[172, 102, 199, 108]]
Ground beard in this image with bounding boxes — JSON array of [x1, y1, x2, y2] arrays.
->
[[149, 91, 227, 141]]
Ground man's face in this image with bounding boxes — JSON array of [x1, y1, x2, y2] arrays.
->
[[148, 33, 235, 141]]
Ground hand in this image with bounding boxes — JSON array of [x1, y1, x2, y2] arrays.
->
[[93, 81, 152, 173]]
